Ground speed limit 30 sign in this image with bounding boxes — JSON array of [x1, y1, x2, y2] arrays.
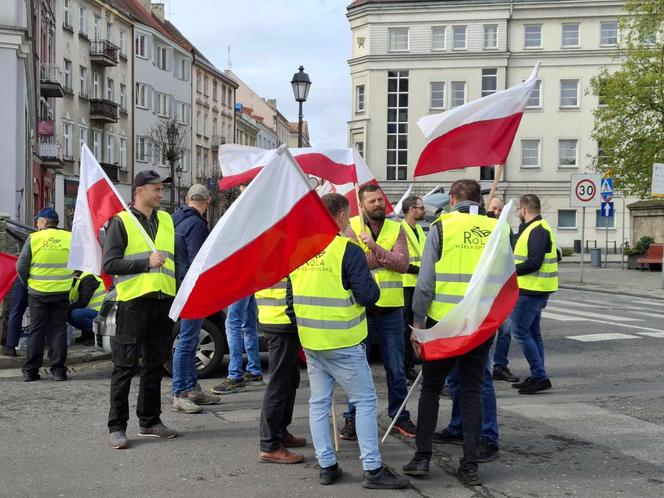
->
[[570, 174, 601, 207]]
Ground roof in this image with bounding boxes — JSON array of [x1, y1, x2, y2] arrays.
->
[[192, 48, 238, 88], [348, 0, 554, 8], [108, 0, 189, 50], [288, 121, 309, 137]]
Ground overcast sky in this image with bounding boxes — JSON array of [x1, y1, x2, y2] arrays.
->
[[168, 0, 352, 149]]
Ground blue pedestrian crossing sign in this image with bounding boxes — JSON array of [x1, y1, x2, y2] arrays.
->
[[600, 178, 613, 201], [601, 201, 614, 217]]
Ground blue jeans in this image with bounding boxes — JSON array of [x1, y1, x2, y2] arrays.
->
[[446, 354, 499, 446], [492, 316, 513, 370], [225, 295, 261, 380], [68, 307, 98, 331], [6, 278, 28, 348], [305, 344, 381, 471], [344, 308, 410, 421], [511, 294, 549, 380], [172, 318, 204, 395]]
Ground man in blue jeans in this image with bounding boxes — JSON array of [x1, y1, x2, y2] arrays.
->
[[1, 278, 28, 357], [171, 184, 220, 413]]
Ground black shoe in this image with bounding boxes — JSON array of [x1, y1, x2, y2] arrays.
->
[[493, 366, 519, 383], [52, 371, 67, 382], [478, 441, 500, 463], [23, 371, 40, 382], [362, 466, 410, 490], [512, 377, 532, 389], [405, 367, 418, 382], [457, 459, 481, 486], [339, 418, 356, 441], [439, 384, 451, 398], [319, 464, 343, 485], [432, 428, 463, 445], [402, 457, 429, 476], [1, 346, 17, 357], [518, 378, 552, 394], [393, 418, 416, 438]]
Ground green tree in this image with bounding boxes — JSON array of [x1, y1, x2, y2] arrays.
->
[[590, 0, 664, 197]]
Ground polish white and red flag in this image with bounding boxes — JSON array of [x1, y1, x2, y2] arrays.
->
[[414, 63, 540, 177], [170, 145, 339, 320], [413, 201, 519, 360], [218, 145, 393, 216]]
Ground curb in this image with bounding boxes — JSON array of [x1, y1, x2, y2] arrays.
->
[[0, 349, 111, 370], [559, 283, 664, 301]]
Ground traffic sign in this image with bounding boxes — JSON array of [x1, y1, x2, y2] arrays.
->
[[600, 178, 613, 202], [570, 173, 601, 207], [600, 201, 614, 217], [653, 163, 664, 198]]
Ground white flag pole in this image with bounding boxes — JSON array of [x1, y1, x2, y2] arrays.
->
[[381, 370, 422, 443]]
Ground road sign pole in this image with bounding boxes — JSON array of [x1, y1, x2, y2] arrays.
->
[[580, 207, 585, 283], [605, 213, 609, 268]]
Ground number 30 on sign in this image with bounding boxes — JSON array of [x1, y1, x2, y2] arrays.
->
[[569, 174, 601, 207]]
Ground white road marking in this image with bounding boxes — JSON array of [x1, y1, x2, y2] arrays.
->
[[546, 306, 642, 322], [637, 332, 664, 338], [550, 299, 605, 309], [567, 333, 640, 342], [542, 311, 589, 322], [628, 299, 664, 308]]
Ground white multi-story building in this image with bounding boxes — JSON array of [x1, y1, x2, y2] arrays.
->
[[347, 0, 630, 247]]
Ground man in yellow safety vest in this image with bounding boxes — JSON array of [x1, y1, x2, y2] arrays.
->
[[68, 271, 106, 346]]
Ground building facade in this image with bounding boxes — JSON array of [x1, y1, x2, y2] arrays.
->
[[288, 120, 310, 148], [347, 0, 629, 247]]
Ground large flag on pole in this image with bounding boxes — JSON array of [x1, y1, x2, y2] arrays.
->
[[170, 145, 339, 320], [414, 63, 540, 177], [413, 201, 519, 360]]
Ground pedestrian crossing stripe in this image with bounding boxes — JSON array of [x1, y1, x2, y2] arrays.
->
[[567, 333, 640, 342]]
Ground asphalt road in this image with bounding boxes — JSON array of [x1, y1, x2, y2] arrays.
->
[[2, 288, 664, 497]]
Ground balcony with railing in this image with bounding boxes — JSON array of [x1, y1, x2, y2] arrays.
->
[[89, 39, 119, 67], [90, 99, 118, 123], [210, 135, 226, 150], [40, 64, 64, 98], [38, 138, 63, 168]]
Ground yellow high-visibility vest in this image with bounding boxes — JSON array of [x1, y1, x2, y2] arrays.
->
[[514, 219, 559, 293], [290, 236, 367, 350], [28, 228, 73, 293], [256, 279, 291, 326], [69, 272, 105, 312], [114, 210, 176, 302], [427, 211, 498, 322], [349, 216, 404, 307], [402, 220, 426, 288]]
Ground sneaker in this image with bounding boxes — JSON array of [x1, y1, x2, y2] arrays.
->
[[362, 466, 410, 490], [22, 371, 40, 382], [405, 367, 418, 382], [283, 432, 307, 448], [512, 377, 532, 389], [457, 459, 481, 486], [339, 418, 356, 441], [518, 378, 552, 395], [137, 422, 177, 438], [109, 430, 129, 449], [393, 418, 417, 438], [432, 428, 463, 445], [478, 441, 500, 463], [402, 457, 429, 476], [210, 377, 246, 395], [1, 346, 17, 357], [319, 463, 343, 485], [173, 394, 203, 414], [493, 366, 519, 383], [188, 385, 221, 405], [52, 371, 67, 382], [243, 372, 264, 384], [258, 447, 304, 464]]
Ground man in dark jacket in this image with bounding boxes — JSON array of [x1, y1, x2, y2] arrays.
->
[[68, 271, 104, 346], [171, 184, 220, 413]]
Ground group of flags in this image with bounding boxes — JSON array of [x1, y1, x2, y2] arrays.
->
[[0, 64, 541, 360]]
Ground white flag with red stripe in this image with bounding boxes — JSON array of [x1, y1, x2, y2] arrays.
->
[[413, 201, 519, 360], [414, 64, 540, 177], [170, 145, 339, 320]]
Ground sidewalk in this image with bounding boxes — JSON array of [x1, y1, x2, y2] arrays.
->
[[0, 343, 110, 370], [559, 264, 664, 300]]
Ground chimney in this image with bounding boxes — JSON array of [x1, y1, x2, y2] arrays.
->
[[151, 3, 165, 21], [138, 0, 151, 12]]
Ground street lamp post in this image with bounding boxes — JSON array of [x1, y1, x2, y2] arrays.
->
[[290, 65, 312, 148], [176, 166, 183, 206]]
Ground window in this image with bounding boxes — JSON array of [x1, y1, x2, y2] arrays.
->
[[212, 118, 218, 137], [93, 73, 100, 99], [119, 30, 126, 56], [355, 141, 364, 158], [178, 58, 188, 81], [641, 30, 656, 46], [386, 70, 408, 181], [135, 33, 146, 57], [196, 111, 201, 135], [93, 130, 101, 159], [228, 88, 233, 107], [562, 23, 580, 47], [119, 84, 126, 111], [560, 79, 579, 107], [356, 85, 365, 112], [558, 210, 577, 229], [106, 78, 114, 101], [135, 83, 147, 108], [63, 122, 72, 159], [558, 139, 578, 167], [158, 93, 168, 117], [450, 81, 466, 108], [213, 80, 218, 101], [78, 6, 86, 35], [79, 125, 88, 153], [196, 72, 202, 93], [600, 21, 618, 46], [480, 167, 495, 181], [79, 66, 87, 97], [63, 0, 70, 27], [106, 22, 112, 43], [481, 68, 497, 97], [204, 76, 209, 96], [63, 59, 72, 91], [484, 24, 498, 49], [431, 26, 445, 50], [203, 113, 208, 136], [596, 209, 615, 229], [524, 24, 542, 48], [527, 79, 542, 108], [119, 138, 127, 168], [176, 102, 186, 124], [93, 15, 100, 40], [106, 134, 114, 163], [157, 46, 168, 71], [521, 139, 540, 168], [452, 25, 467, 49], [388, 27, 409, 51], [136, 137, 150, 162], [430, 82, 445, 109]]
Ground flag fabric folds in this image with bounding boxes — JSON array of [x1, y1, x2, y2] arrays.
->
[[170, 145, 340, 320], [414, 64, 540, 177], [413, 200, 519, 361], [0, 253, 18, 302]]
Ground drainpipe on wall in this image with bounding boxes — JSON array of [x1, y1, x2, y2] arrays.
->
[[504, 0, 514, 185]]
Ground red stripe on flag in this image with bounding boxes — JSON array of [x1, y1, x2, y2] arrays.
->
[[86, 178, 126, 232], [0, 253, 18, 302], [414, 113, 524, 177], [178, 191, 338, 319], [219, 167, 264, 190], [295, 153, 358, 185], [420, 273, 519, 361]]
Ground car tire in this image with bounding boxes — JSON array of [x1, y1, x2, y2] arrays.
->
[[164, 318, 226, 379]]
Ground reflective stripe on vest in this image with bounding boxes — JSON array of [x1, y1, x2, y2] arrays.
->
[[427, 211, 498, 322], [69, 272, 105, 312], [28, 228, 73, 293], [402, 220, 426, 288], [114, 211, 176, 301], [349, 216, 404, 307], [255, 278, 291, 326], [514, 219, 559, 293], [290, 236, 368, 351]]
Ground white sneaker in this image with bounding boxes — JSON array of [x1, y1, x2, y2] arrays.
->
[[173, 394, 203, 414]]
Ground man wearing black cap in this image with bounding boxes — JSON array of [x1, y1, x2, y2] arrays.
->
[[103, 170, 177, 449]]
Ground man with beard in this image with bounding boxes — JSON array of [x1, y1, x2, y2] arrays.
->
[[341, 184, 416, 439]]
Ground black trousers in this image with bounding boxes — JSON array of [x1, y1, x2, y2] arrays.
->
[[23, 293, 69, 375], [108, 297, 173, 433], [403, 286, 416, 370], [259, 332, 301, 452], [415, 336, 494, 467]]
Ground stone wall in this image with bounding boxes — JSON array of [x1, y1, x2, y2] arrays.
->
[[627, 200, 664, 244]]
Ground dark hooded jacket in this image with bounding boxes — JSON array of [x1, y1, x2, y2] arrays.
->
[[172, 205, 209, 286]]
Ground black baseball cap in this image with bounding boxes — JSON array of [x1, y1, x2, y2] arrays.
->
[[133, 170, 172, 188]]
